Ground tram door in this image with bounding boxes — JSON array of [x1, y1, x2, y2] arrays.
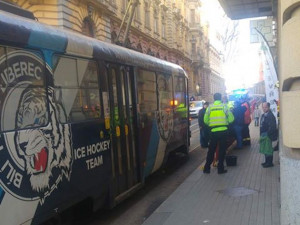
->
[[107, 65, 140, 198]]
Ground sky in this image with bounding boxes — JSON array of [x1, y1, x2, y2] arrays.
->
[[201, 0, 262, 92], [223, 19, 261, 92]]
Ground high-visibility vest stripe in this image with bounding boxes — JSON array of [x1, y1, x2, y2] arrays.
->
[[208, 104, 228, 127], [210, 117, 227, 120], [209, 121, 228, 125]]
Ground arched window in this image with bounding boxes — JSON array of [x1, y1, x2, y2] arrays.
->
[[82, 17, 95, 37]]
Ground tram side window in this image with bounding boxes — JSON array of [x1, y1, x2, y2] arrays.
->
[[157, 73, 173, 110], [53, 56, 101, 123], [174, 76, 186, 107], [0, 46, 47, 132], [99, 65, 109, 118], [137, 70, 157, 112]]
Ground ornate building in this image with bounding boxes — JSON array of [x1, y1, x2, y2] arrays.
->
[[209, 44, 226, 101], [248, 81, 265, 97], [7, 0, 224, 101]]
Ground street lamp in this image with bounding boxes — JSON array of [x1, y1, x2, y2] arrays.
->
[[196, 84, 200, 95]]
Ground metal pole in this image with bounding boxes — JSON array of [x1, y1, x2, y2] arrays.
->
[[123, 0, 138, 47], [115, 0, 133, 43]]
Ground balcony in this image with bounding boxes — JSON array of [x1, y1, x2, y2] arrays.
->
[[95, 0, 117, 14], [191, 52, 204, 68], [172, 4, 183, 20], [189, 23, 202, 33]]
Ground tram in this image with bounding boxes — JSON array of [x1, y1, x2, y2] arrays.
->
[[0, 4, 189, 225]]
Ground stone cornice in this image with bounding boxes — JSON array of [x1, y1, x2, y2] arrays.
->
[[87, 0, 117, 16]]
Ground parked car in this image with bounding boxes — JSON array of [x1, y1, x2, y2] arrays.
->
[[189, 101, 204, 118]]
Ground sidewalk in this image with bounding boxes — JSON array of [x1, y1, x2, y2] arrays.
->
[[142, 125, 280, 225]]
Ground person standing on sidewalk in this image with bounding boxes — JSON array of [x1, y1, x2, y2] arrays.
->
[[203, 93, 234, 174], [198, 102, 209, 148], [259, 102, 278, 168], [253, 105, 261, 127], [242, 99, 252, 145], [233, 101, 246, 149]]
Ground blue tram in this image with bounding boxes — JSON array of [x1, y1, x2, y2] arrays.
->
[[0, 5, 189, 225]]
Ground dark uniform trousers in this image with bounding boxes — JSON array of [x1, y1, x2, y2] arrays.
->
[[204, 130, 228, 171]]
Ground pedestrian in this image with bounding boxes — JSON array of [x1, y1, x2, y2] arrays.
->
[[242, 100, 251, 145], [259, 102, 278, 168], [222, 95, 229, 106], [198, 102, 209, 148], [232, 101, 246, 149], [203, 93, 234, 174], [253, 105, 261, 127]]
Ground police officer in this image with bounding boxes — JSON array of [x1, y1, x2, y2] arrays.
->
[[203, 93, 234, 174]]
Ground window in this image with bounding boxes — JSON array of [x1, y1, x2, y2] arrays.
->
[[122, 0, 128, 12], [110, 68, 118, 123], [192, 43, 196, 56], [111, 31, 117, 43], [190, 9, 195, 24], [162, 16, 166, 38], [0, 46, 47, 131], [145, 3, 150, 28], [135, 2, 141, 21], [191, 101, 203, 108], [82, 17, 95, 37], [137, 70, 157, 112], [99, 65, 109, 118], [154, 16, 158, 33], [154, 9, 159, 33], [137, 43, 143, 53], [53, 56, 100, 122], [174, 76, 186, 107], [157, 73, 173, 110]]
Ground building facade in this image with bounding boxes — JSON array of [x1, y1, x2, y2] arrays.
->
[[218, 0, 300, 224], [7, 0, 224, 101], [279, 1, 300, 224], [248, 80, 265, 97], [208, 44, 226, 102]]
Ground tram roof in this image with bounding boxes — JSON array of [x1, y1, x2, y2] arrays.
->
[[0, 11, 187, 78]]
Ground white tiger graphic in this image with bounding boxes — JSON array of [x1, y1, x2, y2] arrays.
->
[[14, 87, 72, 193]]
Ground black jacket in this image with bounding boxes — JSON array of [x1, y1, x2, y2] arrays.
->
[[233, 105, 246, 126], [260, 110, 277, 141], [198, 107, 206, 127]]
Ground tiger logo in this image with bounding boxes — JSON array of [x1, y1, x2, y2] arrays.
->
[[14, 87, 72, 194]]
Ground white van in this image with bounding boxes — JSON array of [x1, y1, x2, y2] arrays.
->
[[189, 101, 204, 118]]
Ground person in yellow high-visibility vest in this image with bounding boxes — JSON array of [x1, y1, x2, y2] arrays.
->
[[203, 93, 234, 174]]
